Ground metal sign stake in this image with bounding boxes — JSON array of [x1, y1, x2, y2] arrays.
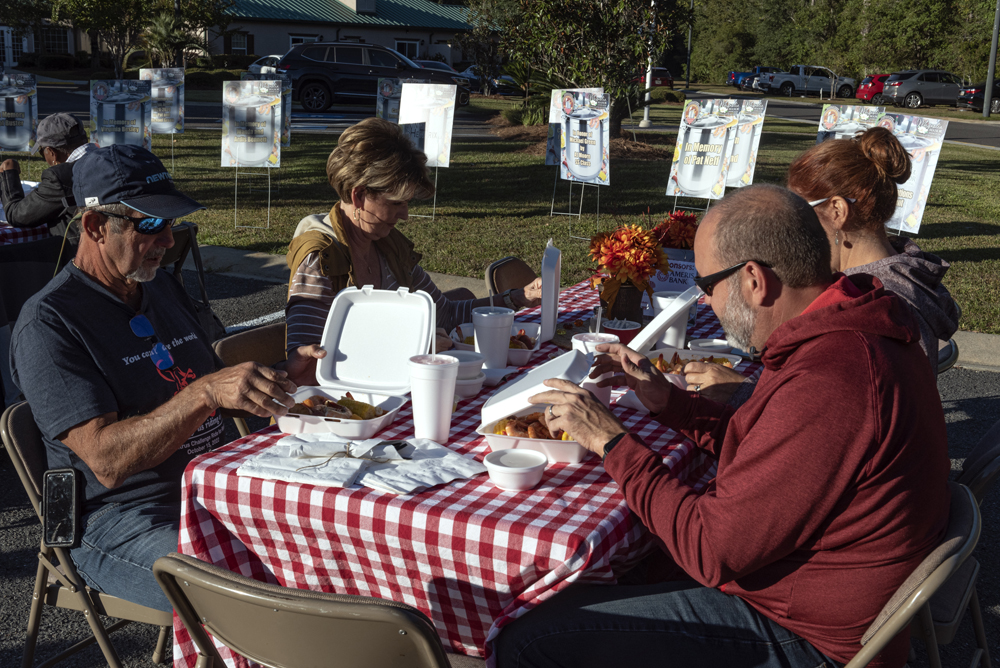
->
[[409, 166, 438, 220]]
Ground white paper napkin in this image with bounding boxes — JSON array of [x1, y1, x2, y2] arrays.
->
[[614, 390, 650, 414], [237, 434, 487, 495]]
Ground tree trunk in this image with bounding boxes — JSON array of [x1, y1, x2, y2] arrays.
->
[[90, 30, 101, 69], [608, 97, 632, 138]]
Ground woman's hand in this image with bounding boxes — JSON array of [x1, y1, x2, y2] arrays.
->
[[435, 328, 454, 352], [281, 345, 327, 388], [514, 278, 543, 309], [592, 343, 674, 415], [682, 362, 744, 403], [529, 379, 625, 456]]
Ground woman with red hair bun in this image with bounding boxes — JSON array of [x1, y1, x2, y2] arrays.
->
[[687, 127, 958, 404]]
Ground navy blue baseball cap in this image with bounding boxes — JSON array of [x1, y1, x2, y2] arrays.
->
[[72, 144, 205, 218]]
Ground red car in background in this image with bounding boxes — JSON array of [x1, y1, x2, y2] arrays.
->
[[856, 73, 891, 104], [634, 67, 674, 89]]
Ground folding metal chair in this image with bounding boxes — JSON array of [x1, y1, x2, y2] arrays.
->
[[212, 322, 287, 437], [845, 483, 981, 668], [1, 401, 172, 668], [155, 552, 485, 668]]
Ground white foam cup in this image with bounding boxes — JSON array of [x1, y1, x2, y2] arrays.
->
[[571, 333, 620, 406], [408, 354, 459, 443], [472, 307, 515, 370], [651, 291, 689, 349]]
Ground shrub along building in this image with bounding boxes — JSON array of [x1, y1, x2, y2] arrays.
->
[[204, 0, 471, 66]]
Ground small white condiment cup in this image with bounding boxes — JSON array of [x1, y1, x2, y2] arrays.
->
[[454, 372, 486, 398], [483, 449, 547, 491], [445, 350, 486, 380]]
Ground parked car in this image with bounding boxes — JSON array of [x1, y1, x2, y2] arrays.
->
[[276, 42, 471, 112], [633, 67, 674, 90], [957, 78, 1000, 113], [762, 65, 855, 98], [248, 55, 283, 75], [415, 60, 460, 75], [855, 73, 891, 104], [732, 66, 780, 89], [881, 69, 963, 108]]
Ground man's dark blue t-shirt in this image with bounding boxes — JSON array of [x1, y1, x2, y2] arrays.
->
[[10, 263, 225, 514]]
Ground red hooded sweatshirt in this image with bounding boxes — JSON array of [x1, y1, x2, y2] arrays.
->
[[604, 274, 950, 667]]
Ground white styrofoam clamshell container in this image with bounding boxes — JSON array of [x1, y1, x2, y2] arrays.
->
[[646, 346, 743, 389], [276, 388, 406, 437], [316, 285, 435, 395], [450, 322, 475, 351], [507, 322, 542, 366], [540, 239, 561, 343], [627, 285, 702, 354], [477, 350, 594, 463], [275, 285, 433, 437]]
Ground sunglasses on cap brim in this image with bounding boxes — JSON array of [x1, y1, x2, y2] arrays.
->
[[103, 211, 173, 235]]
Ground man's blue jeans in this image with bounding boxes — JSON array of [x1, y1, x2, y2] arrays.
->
[[70, 500, 179, 613], [493, 580, 841, 668]]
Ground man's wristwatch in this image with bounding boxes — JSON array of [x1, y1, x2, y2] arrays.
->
[[501, 289, 519, 311], [602, 432, 627, 461]]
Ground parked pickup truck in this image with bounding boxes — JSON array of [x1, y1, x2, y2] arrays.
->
[[761, 65, 855, 98], [728, 66, 781, 89]]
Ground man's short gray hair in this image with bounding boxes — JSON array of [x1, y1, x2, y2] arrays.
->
[[710, 184, 831, 289], [79, 202, 134, 234]]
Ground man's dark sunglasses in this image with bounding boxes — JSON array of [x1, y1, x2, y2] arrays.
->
[[104, 212, 173, 235], [694, 260, 773, 296], [129, 314, 175, 371]]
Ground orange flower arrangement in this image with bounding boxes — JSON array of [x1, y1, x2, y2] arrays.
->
[[589, 224, 670, 312], [653, 211, 700, 251]]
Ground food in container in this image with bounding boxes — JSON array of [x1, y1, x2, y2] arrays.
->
[[276, 286, 434, 438], [646, 346, 742, 389], [477, 350, 595, 463]]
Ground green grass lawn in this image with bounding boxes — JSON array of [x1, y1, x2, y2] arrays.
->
[[13, 102, 994, 333]]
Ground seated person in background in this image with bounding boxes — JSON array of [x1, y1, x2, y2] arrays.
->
[[687, 127, 958, 403], [498, 185, 950, 668], [10, 145, 322, 612], [286, 117, 542, 377], [0, 112, 92, 238]]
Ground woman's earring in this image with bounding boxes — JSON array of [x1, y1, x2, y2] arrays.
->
[[354, 208, 360, 222], [835, 230, 840, 246]]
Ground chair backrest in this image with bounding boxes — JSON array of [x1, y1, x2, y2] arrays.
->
[[159, 221, 197, 284], [1, 402, 46, 519], [937, 338, 959, 375], [154, 552, 452, 668], [213, 322, 287, 369], [485, 256, 537, 296], [957, 418, 1000, 504], [0, 235, 68, 325], [847, 483, 980, 667]]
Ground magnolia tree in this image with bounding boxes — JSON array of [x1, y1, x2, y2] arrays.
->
[[498, 0, 688, 136]]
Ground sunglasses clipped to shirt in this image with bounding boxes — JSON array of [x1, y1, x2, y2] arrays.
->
[[129, 314, 175, 371], [694, 260, 775, 297], [104, 212, 174, 235]]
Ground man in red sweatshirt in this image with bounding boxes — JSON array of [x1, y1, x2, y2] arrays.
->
[[496, 185, 950, 668]]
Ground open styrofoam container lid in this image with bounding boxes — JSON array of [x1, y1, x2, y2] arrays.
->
[[316, 285, 435, 395], [627, 285, 702, 354], [481, 349, 594, 426]]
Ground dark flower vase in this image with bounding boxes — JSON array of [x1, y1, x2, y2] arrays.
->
[[602, 281, 644, 323]]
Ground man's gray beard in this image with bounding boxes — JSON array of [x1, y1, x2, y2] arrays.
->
[[719, 281, 757, 353], [127, 259, 161, 282]]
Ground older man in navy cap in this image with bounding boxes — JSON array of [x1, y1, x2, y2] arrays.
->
[[10, 145, 323, 612], [0, 112, 91, 233]]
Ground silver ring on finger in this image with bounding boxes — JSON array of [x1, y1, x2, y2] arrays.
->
[[548, 405, 555, 419], [694, 385, 701, 392]]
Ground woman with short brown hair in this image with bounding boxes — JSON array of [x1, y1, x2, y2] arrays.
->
[[285, 118, 542, 381]]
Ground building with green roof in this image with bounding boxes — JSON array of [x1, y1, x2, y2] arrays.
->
[[211, 0, 472, 65]]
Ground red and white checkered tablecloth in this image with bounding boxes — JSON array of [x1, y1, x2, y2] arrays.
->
[[174, 280, 756, 667], [0, 222, 51, 246]]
